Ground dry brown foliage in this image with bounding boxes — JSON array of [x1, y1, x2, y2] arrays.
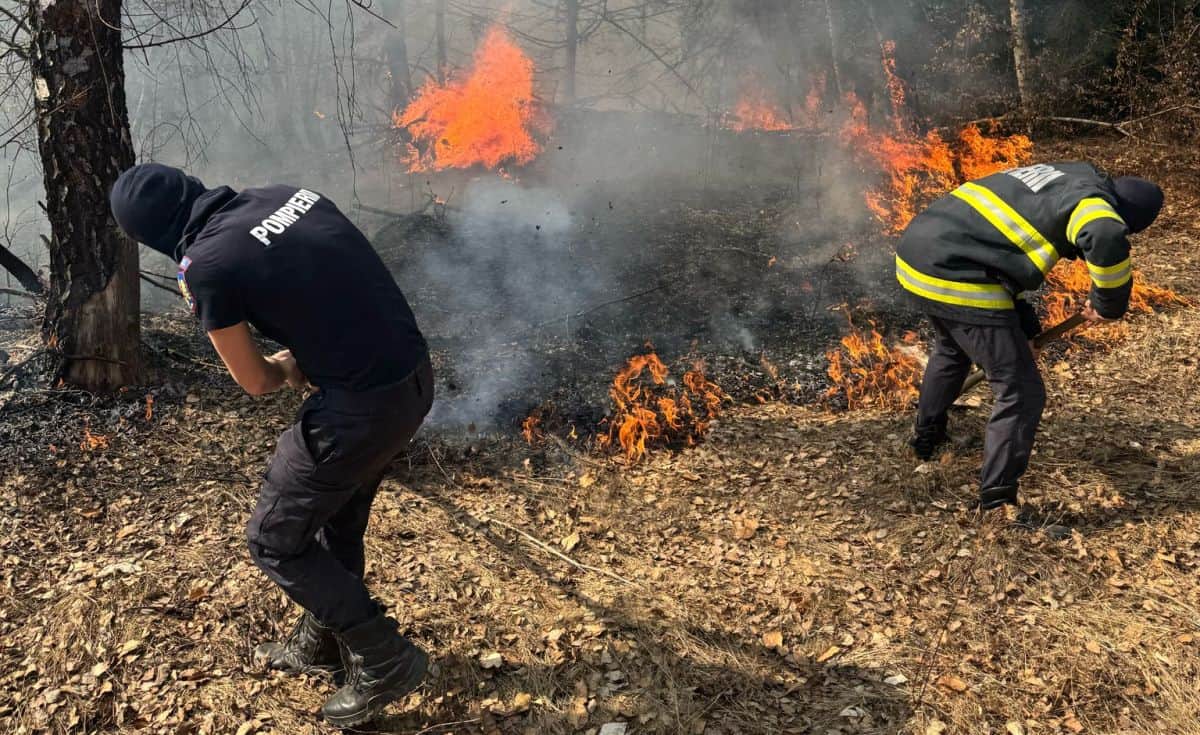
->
[[1, 140, 1198, 734]]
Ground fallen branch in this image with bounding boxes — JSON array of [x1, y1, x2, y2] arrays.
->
[[139, 273, 181, 297], [0, 242, 44, 294], [484, 516, 638, 587], [0, 288, 38, 300], [424, 445, 638, 587], [0, 349, 48, 391]]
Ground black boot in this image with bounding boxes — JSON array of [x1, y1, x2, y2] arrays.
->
[[909, 421, 949, 461], [322, 614, 428, 728], [976, 485, 1019, 510], [254, 611, 343, 676]]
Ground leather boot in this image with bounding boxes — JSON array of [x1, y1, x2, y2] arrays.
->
[[976, 485, 1019, 510], [909, 421, 949, 461], [254, 611, 343, 676], [322, 613, 428, 728]]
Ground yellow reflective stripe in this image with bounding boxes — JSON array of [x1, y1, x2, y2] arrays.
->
[[1067, 197, 1125, 243], [953, 182, 1060, 273], [895, 256, 1014, 309], [1087, 257, 1133, 288]]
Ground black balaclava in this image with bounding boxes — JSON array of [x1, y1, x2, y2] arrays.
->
[[1112, 176, 1164, 234], [110, 163, 208, 261]]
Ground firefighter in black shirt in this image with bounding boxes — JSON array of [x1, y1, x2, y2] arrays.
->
[[896, 162, 1163, 511], [111, 163, 431, 727]]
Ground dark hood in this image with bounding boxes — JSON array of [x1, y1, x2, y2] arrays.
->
[[110, 164, 235, 262], [1112, 176, 1164, 234]]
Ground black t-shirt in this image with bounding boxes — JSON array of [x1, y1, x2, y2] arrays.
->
[[178, 185, 426, 391]]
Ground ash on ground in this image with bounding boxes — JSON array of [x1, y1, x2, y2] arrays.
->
[[368, 179, 900, 437]]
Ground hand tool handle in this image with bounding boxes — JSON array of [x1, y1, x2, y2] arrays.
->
[[955, 312, 1087, 397]]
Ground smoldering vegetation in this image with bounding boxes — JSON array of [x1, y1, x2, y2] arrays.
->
[[369, 109, 882, 430]]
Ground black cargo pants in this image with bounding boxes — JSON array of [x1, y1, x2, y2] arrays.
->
[[246, 356, 434, 632], [915, 316, 1046, 494]]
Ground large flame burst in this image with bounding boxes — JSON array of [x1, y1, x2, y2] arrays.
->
[[825, 320, 924, 410], [849, 40, 1033, 233], [837, 67, 1033, 235], [394, 27, 551, 172], [597, 352, 729, 461]]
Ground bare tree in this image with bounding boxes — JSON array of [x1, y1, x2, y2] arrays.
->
[[29, 0, 140, 390], [1009, 0, 1031, 114], [564, 0, 579, 102], [435, 0, 447, 83]]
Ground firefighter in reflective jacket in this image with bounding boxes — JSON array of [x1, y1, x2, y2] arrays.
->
[[897, 162, 1163, 510]]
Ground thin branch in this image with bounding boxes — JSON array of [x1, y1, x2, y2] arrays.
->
[[139, 272, 181, 296], [122, 0, 254, 50], [343, 0, 396, 29], [0, 288, 38, 300], [424, 446, 638, 587]]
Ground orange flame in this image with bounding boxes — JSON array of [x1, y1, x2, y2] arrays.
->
[[825, 319, 924, 410], [597, 353, 729, 461], [80, 420, 110, 451], [394, 27, 550, 172], [837, 41, 1032, 234], [1042, 261, 1191, 339], [521, 413, 543, 444], [726, 74, 828, 133], [726, 80, 792, 132]]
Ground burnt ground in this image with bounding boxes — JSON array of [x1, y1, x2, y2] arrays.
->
[[366, 175, 898, 432], [1, 138, 1199, 735]]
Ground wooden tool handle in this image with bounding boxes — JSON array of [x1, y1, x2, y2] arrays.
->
[[956, 312, 1086, 397]]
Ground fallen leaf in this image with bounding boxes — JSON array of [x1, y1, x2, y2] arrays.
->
[[479, 651, 503, 670], [936, 674, 969, 692], [816, 645, 841, 663], [511, 692, 532, 713], [762, 630, 783, 649], [1085, 640, 1102, 654], [732, 518, 759, 540], [1006, 722, 1025, 735], [234, 720, 259, 735], [561, 532, 581, 552]]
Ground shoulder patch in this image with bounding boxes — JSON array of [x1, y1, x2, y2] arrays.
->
[[177, 256, 196, 313]]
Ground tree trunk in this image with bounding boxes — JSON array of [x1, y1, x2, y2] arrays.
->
[[386, 0, 413, 108], [1009, 0, 1032, 115], [29, 0, 140, 391], [822, 0, 843, 95], [564, 0, 579, 103], [0, 243, 43, 294], [435, 0, 446, 84]]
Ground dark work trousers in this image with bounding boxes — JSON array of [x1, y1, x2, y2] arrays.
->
[[915, 316, 1046, 492], [246, 356, 434, 632]]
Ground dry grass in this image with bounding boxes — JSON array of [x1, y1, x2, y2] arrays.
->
[[2, 139, 1199, 734]]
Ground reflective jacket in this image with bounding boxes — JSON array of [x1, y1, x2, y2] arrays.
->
[[896, 161, 1133, 329]]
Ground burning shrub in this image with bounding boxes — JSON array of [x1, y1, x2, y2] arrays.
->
[[394, 27, 551, 172], [1042, 260, 1192, 333], [597, 352, 729, 461], [825, 318, 924, 411]]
